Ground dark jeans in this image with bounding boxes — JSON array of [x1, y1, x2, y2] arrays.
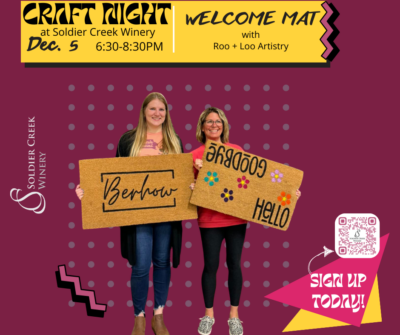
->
[[131, 222, 172, 316], [200, 224, 247, 308]]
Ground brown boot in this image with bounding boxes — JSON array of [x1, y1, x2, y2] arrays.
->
[[131, 316, 146, 335], [151, 314, 170, 335]]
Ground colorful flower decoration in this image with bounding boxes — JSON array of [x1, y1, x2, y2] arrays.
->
[[204, 172, 219, 186], [271, 169, 284, 183], [221, 188, 234, 202], [277, 192, 291, 206], [237, 176, 250, 189]]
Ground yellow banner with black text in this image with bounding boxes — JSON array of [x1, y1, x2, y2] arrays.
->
[[21, 1, 335, 64]]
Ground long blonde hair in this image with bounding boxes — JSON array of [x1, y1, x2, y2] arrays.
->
[[129, 92, 182, 156], [196, 107, 230, 144]]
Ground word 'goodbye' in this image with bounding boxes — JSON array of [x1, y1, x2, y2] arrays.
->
[[205, 142, 267, 178]]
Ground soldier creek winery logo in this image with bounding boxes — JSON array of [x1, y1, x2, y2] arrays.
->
[[10, 117, 46, 214], [350, 228, 366, 243]]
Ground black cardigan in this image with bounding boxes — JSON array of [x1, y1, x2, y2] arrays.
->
[[116, 130, 183, 268]]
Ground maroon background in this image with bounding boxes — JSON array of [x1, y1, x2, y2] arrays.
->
[[2, 1, 399, 334]]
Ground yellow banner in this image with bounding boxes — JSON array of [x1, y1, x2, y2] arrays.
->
[[21, 1, 329, 63]]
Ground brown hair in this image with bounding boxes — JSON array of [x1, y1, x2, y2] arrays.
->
[[196, 107, 230, 144], [128, 92, 182, 156]]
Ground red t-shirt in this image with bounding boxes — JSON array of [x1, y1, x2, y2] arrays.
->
[[191, 143, 247, 228]]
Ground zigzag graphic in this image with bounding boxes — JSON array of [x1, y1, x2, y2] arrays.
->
[[56, 265, 107, 317], [321, 2, 340, 61]]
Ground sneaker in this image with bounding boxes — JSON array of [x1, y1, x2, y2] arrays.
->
[[198, 316, 215, 335], [228, 318, 243, 335]]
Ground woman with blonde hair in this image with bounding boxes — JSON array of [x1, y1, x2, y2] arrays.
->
[[190, 107, 300, 335], [76, 92, 183, 335]]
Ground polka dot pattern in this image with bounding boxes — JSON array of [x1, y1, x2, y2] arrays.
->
[[64, 82, 293, 322]]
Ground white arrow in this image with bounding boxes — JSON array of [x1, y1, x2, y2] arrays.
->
[[308, 246, 334, 275]]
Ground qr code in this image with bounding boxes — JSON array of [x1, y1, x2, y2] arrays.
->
[[335, 214, 380, 258]]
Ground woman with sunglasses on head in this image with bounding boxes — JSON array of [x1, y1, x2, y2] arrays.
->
[[190, 107, 301, 335], [76, 92, 183, 335]]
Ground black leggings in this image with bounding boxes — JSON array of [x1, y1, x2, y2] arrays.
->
[[200, 224, 247, 308]]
